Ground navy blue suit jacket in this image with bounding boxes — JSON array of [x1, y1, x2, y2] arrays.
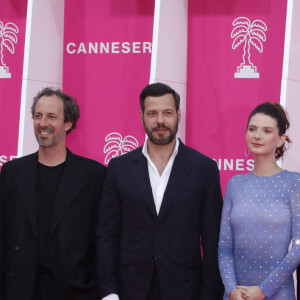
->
[[297, 266, 300, 298], [97, 141, 223, 300]]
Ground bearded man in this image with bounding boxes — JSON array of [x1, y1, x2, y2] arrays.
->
[[97, 82, 223, 300]]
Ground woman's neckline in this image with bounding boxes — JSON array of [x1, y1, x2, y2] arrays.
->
[[250, 169, 286, 178]]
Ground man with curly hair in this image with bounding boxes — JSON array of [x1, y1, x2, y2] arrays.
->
[[0, 88, 106, 300]]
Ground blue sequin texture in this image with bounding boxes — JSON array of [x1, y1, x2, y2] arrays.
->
[[218, 170, 300, 300]]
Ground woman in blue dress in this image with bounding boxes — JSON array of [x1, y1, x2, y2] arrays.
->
[[218, 102, 300, 300]]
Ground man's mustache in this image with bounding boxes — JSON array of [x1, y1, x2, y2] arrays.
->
[[37, 126, 55, 134], [152, 124, 171, 131]]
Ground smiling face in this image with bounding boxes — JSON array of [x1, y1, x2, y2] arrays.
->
[[140, 93, 181, 146], [33, 95, 72, 149], [246, 113, 286, 159]]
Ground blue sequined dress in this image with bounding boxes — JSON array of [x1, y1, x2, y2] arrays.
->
[[218, 170, 300, 299]]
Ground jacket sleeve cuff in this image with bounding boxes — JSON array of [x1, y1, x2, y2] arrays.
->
[[101, 293, 119, 300]]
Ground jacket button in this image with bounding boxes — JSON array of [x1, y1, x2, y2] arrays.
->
[[151, 255, 157, 260], [10, 273, 15, 278]]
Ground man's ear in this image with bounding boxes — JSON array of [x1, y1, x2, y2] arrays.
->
[[140, 111, 144, 124], [64, 121, 72, 132], [177, 109, 181, 123]]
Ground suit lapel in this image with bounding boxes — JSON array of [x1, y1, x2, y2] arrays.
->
[[157, 142, 190, 222], [49, 150, 84, 237], [130, 149, 157, 218], [17, 152, 39, 239]]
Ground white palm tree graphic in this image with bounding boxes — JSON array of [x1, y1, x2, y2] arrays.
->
[[231, 17, 267, 78], [0, 21, 19, 76], [103, 132, 139, 164]]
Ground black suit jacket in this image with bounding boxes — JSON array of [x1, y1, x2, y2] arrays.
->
[[0, 149, 106, 300], [97, 141, 223, 300], [297, 266, 300, 299]]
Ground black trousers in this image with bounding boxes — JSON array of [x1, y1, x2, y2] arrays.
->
[[33, 268, 59, 300], [147, 266, 161, 300]]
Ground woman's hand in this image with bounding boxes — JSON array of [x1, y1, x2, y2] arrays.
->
[[237, 286, 266, 300], [229, 287, 250, 300]]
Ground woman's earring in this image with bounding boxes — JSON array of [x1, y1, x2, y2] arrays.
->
[[245, 146, 249, 158], [273, 147, 277, 160]]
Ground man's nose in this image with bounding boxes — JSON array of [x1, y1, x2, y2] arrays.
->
[[39, 116, 48, 127], [157, 112, 164, 124]]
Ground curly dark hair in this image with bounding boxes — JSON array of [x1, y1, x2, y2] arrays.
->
[[31, 87, 80, 135]]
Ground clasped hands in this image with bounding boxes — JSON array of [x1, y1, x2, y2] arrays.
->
[[229, 286, 266, 300]]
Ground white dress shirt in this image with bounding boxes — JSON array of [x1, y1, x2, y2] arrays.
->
[[142, 137, 179, 214], [101, 137, 179, 300]]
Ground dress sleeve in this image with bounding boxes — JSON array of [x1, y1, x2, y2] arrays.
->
[[259, 173, 300, 297], [218, 178, 237, 296]]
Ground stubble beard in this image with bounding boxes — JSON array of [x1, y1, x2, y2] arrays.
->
[[35, 126, 56, 148]]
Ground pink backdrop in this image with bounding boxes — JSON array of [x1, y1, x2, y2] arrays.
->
[[63, 0, 155, 164], [0, 1, 291, 195], [187, 0, 287, 192], [0, 0, 27, 168]]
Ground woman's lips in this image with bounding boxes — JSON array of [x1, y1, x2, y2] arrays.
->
[[252, 143, 263, 147]]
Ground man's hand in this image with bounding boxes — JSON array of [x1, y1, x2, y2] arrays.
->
[[237, 286, 266, 300]]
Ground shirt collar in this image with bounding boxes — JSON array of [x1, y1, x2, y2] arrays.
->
[[142, 137, 179, 161]]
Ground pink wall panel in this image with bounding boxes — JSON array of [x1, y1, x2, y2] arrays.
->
[[0, 0, 27, 168], [63, 0, 154, 164], [150, 0, 188, 142], [187, 0, 288, 193]]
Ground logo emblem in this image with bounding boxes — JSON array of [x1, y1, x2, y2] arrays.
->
[[103, 132, 139, 164], [231, 17, 267, 78], [0, 21, 19, 79]]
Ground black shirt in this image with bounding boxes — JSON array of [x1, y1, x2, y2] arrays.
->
[[36, 161, 66, 270]]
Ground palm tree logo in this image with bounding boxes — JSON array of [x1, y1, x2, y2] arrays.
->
[[231, 17, 267, 78], [0, 21, 19, 79], [103, 132, 139, 164]]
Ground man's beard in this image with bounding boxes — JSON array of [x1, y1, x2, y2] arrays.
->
[[143, 119, 178, 145]]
